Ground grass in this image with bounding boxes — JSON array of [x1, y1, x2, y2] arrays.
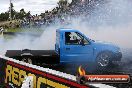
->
[[6, 28, 23, 32], [6, 27, 44, 33]]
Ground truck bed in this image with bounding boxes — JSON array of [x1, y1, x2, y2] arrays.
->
[[5, 50, 60, 64]]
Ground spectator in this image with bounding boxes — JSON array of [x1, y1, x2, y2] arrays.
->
[[0, 27, 4, 35]]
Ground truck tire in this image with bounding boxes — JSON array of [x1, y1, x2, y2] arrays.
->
[[21, 49, 33, 64], [96, 51, 113, 68], [21, 57, 32, 64]]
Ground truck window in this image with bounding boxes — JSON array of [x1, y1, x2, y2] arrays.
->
[[65, 32, 89, 45]]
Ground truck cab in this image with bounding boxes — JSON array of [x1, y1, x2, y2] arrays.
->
[[56, 29, 94, 63]]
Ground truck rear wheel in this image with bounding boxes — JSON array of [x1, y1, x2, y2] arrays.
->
[[21, 57, 32, 64]]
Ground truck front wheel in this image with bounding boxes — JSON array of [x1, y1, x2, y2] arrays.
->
[[96, 52, 112, 68]]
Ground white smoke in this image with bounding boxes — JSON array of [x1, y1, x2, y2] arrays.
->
[[65, 0, 132, 49]]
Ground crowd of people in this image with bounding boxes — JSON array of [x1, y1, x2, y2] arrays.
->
[[20, 2, 71, 28], [20, 0, 96, 28]]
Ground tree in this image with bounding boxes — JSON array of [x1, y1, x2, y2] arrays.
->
[[20, 8, 26, 15], [19, 8, 26, 19], [0, 12, 9, 21], [58, 0, 68, 8], [9, 3, 16, 20]]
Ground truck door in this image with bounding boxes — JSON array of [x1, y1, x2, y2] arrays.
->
[[61, 32, 94, 63]]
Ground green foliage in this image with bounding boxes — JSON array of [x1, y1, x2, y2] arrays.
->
[[58, 0, 68, 7], [0, 12, 9, 21], [15, 9, 26, 20], [0, 3, 27, 21]]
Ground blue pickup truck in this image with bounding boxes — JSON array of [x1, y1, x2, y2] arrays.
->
[[5, 28, 122, 67]]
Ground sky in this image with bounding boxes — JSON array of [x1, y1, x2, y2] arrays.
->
[[0, 0, 61, 15]]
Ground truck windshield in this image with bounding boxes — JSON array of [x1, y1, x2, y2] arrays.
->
[[65, 32, 89, 45]]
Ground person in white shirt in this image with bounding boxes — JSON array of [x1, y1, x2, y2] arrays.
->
[[0, 27, 4, 35]]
